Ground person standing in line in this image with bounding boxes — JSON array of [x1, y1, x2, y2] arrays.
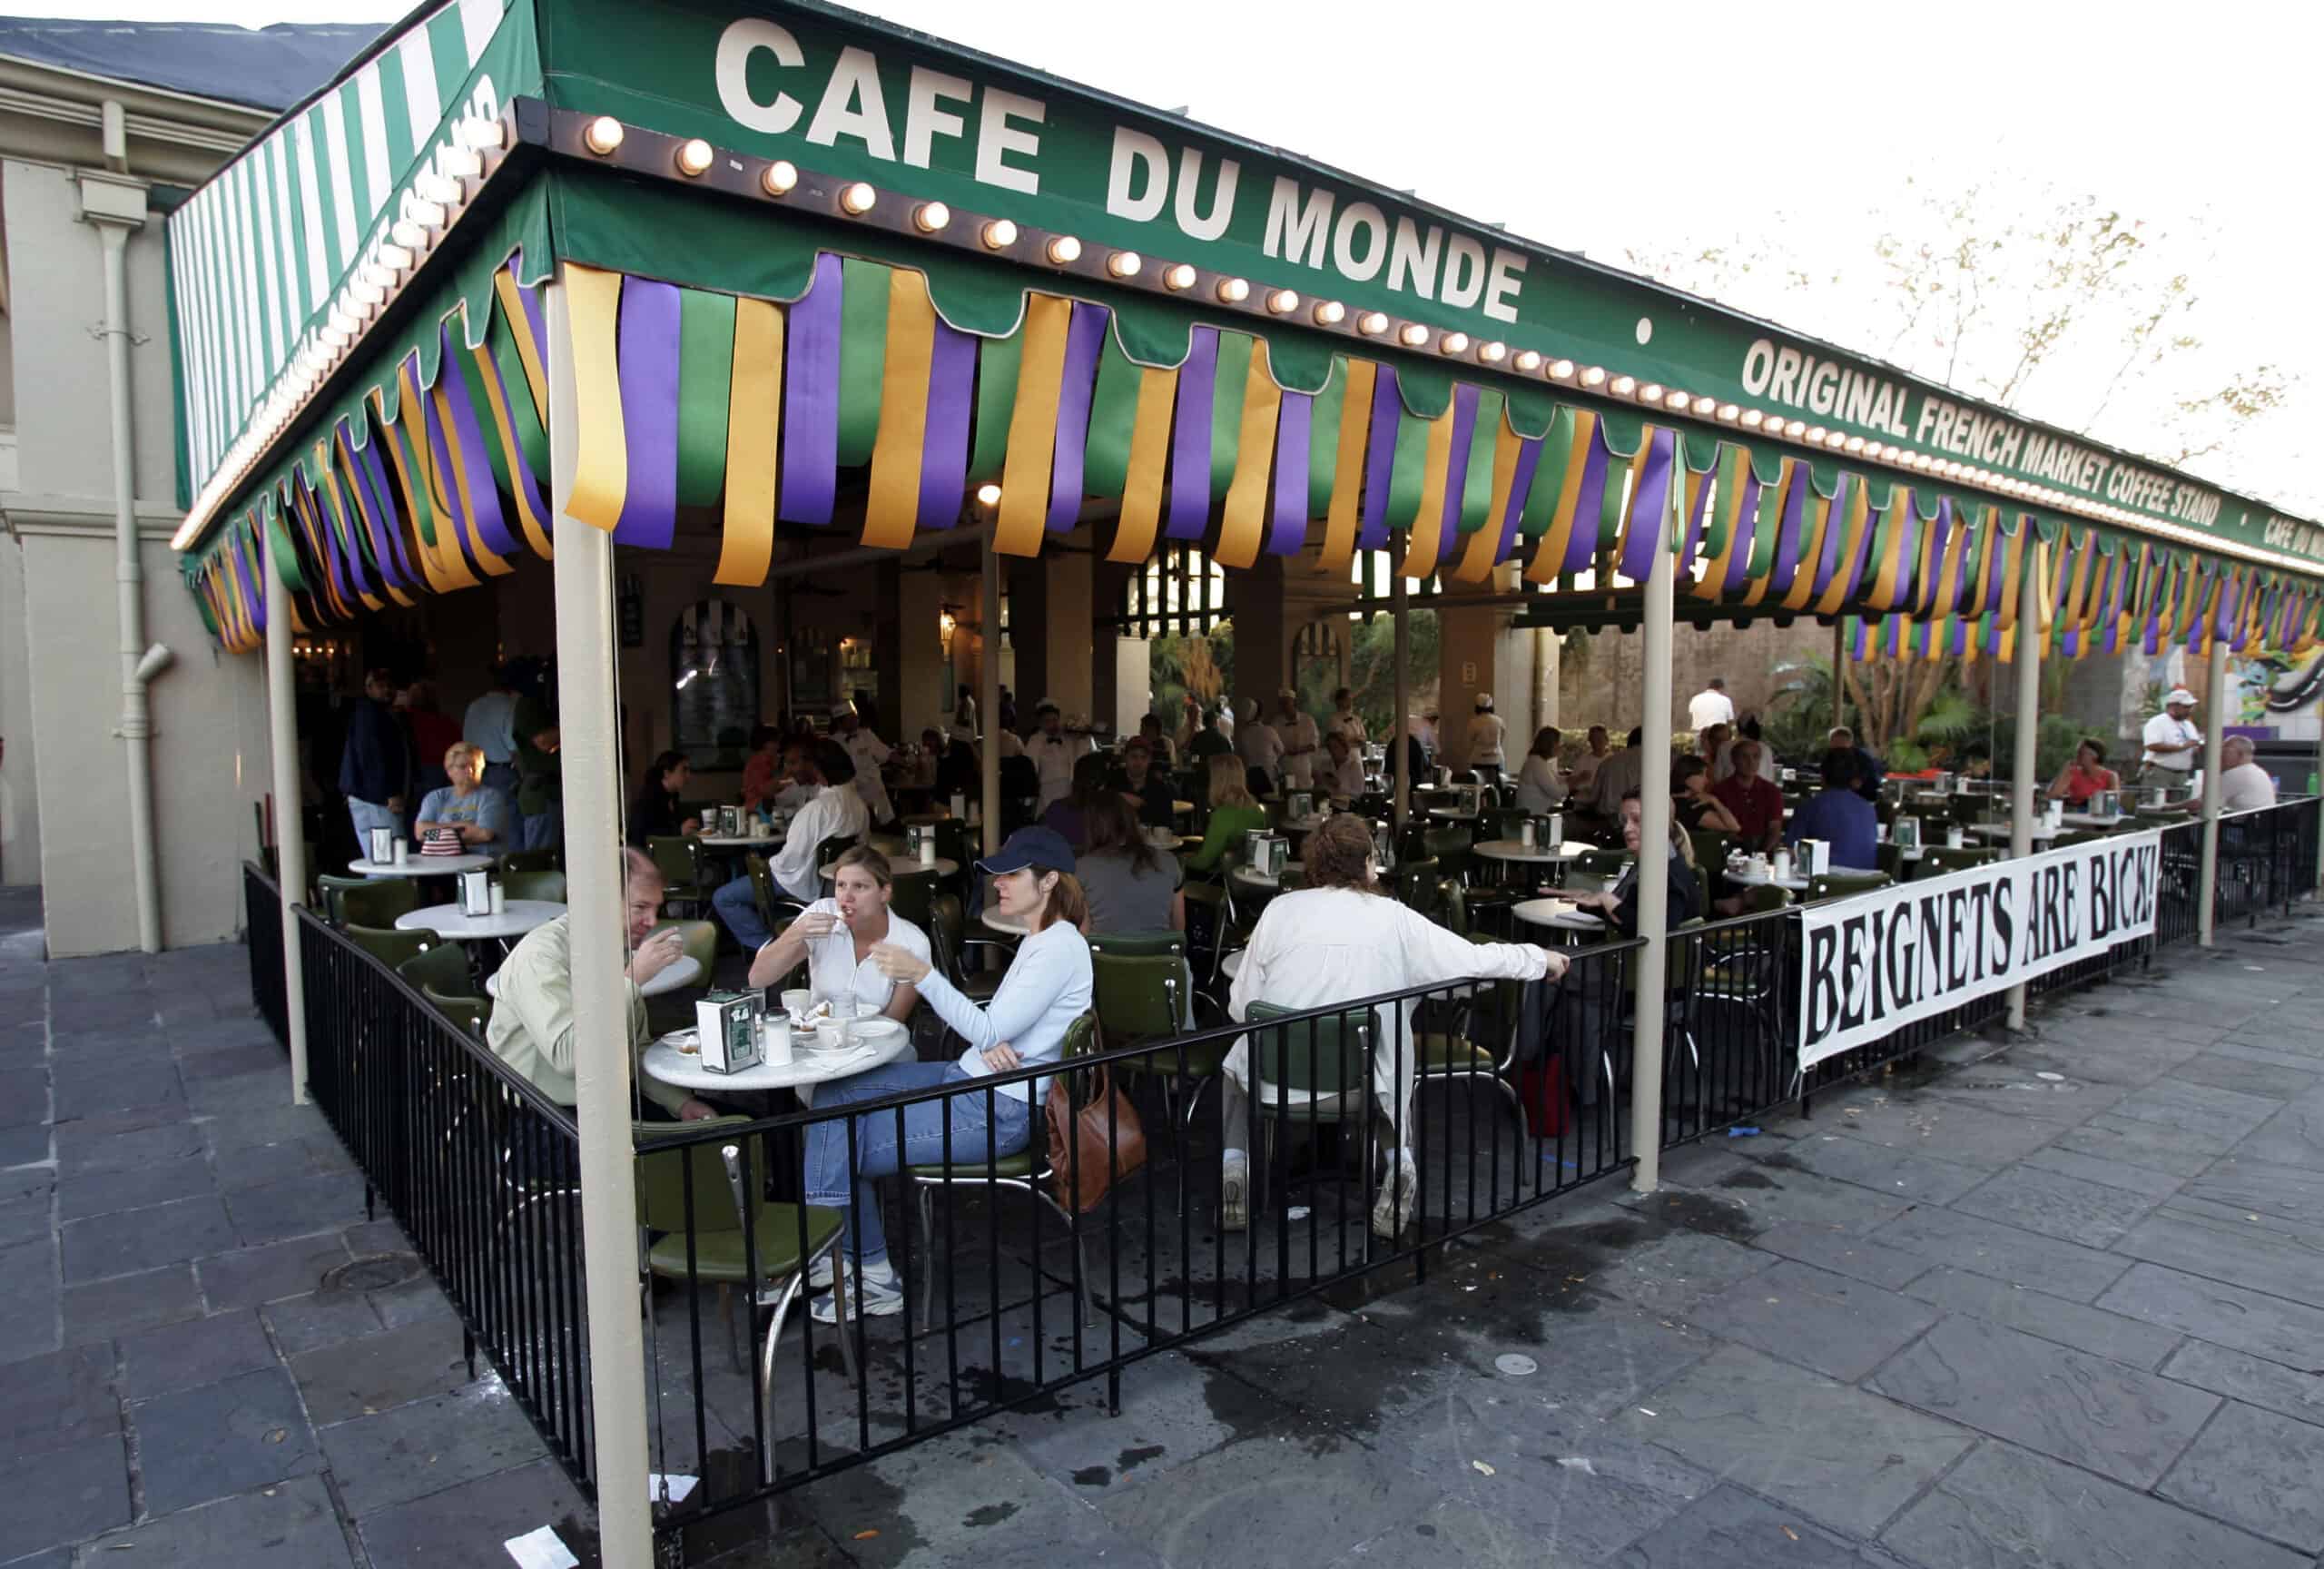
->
[[1328, 687, 1369, 747], [1275, 689, 1320, 793], [952, 684, 979, 739], [462, 666, 522, 800], [1028, 700, 1088, 814], [339, 667, 414, 846], [1466, 694, 1508, 783], [1235, 698, 1283, 797], [511, 675, 562, 851], [402, 681, 461, 794], [1688, 676, 1735, 733], [2142, 687, 2204, 791], [833, 700, 895, 827], [1826, 726, 1886, 802]]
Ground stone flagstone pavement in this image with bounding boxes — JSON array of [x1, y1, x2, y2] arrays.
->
[[5, 880, 2324, 1566]]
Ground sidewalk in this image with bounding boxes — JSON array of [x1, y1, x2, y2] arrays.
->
[[6, 882, 2324, 1566]]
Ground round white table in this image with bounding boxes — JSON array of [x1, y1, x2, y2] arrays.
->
[[1723, 866, 1812, 893], [641, 1018, 913, 1100], [828, 856, 958, 880], [1472, 838, 1594, 865], [487, 954, 701, 999], [1221, 949, 1244, 979], [1510, 898, 1607, 933], [395, 900, 566, 941], [1229, 860, 1304, 892], [980, 908, 1030, 935], [697, 834, 781, 851], [1426, 808, 1481, 823], [350, 854, 495, 877], [1969, 823, 2060, 843], [2058, 811, 2129, 830]]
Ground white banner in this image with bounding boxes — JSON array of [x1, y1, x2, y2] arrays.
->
[[1797, 828, 2163, 1071]]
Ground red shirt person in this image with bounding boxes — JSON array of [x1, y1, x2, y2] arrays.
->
[[2046, 739, 2122, 806], [1711, 738, 1786, 849]]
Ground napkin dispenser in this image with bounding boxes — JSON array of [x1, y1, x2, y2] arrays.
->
[[367, 825, 394, 864], [1247, 833, 1288, 878], [459, 870, 494, 917], [1287, 791, 1314, 822], [2043, 800, 2064, 830], [1798, 837, 1831, 875], [2145, 784, 2168, 808], [694, 992, 764, 1074], [2090, 790, 2118, 820], [1933, 771, 1955, 794], [1893, 816, 1922, 850]]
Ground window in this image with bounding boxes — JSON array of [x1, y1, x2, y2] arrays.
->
[[671, 599, 759, 769]]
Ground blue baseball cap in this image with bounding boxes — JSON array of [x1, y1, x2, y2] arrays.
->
[[976, 825, 1076, 876]]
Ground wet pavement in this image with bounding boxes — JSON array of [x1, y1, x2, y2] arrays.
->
[[6, 880, 2324, 1566]]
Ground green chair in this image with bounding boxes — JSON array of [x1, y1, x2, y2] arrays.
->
[[886, 867, 940, 933], [317, 873, 419, 929], [1876, 842, 1906, 882], [1688, 828, 1733, 878], [1094, 951, 1214, 1138], [1244, 1000, 1384, 1220], [635, 1118, 852, 1420], [1806, 870, 1893, 903], [1088, 930, 1187, 959], [645, 836, 707, 916], [1568, 849, 1632, 893], [1738, 882, 1793, 914], [1423, 825, 1474, 883], [908, 1012, 1099, 1329], [928, 892, 1003, 1002], [1393, 856, 1442, 918], [814, 833, 862, 878], [743, 854, 782, 940], [1418, 941, 1524, 1127], [399, 941, 478, 999], [345, 923, 439, 971], [1914, 845, 2003, 879], [501, 869, 567, 903], [498, 847, 562, 874], [422, 983, 487, 1037], [643, 919, 719, 1037]]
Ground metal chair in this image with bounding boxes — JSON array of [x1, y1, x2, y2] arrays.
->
[[908, 1012, 1100, 1329], [1418, 941, 1525, 1128], [500, 869, 567, 903], [1244, 1000, 1382, 1219], [646, 836, 708, 917], [643, 919, 718, 1037], [421, 983, 487, 1037], [345, 923, 440, 971], [398, 941, 478, 1000], [1806, 871, 1893, 903], [1093, 951, 1216, 1139], [928, 892, 1005, 1003], [317, 873, 419, 929], [498, 848, 562, 874], [1914, 845, 2003, 878]]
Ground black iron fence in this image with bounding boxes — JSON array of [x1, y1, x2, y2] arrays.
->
[[2215, 798, 2319, 927], [292, 902, 597, 1503], [637, 941, 1640, 1544], [244, 863, 288, 1047]]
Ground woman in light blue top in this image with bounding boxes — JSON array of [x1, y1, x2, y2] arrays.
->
[[414, 743, 515, 854], [803, 825, 1093, 1321]]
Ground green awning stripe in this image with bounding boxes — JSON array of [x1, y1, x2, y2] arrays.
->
[[675, 289, 736, 508], [836, 258, 891, 469]]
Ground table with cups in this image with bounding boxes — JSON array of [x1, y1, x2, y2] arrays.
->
[[644, 993, 913, 1106], [349, 853, 497, 878], [394, 899, 566, 942]]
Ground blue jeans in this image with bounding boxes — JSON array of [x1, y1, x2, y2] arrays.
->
[[712, 873, 771, 952], [803, 1061, 1031, 1268], [521, 805, 562, 851], [481, 763, 518, 799], [348, 797, 401, 849]]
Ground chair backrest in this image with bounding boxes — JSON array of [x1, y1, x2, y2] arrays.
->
[[647, 919, 718, 981], [1689, 828, 1732, 874], [814, 833, 860, 874], [421, 983, 487, 1037], [645, 836, 698, 890], [498, 848, 562, 874], [1916, 845, 2002, 879], [634, 1117, 757, 1238], [502, 869, 568, 903], [398, 940, 478, 998], [1091, 952, 1185, 1041], [345, 923, 438, 971], [932, 816, 975, 872], [1740, 882, 1793, 914], [1393, 857, 1440, 917], [317, 873, 419, 928], [744, 854, 779, 931], [1442, 881, 1471, 938], [1247, 1000, 1374, 1098], [886, 867, 939, 931], [1088, 930, 1187, 959], [1807, 871, 1892, 903]]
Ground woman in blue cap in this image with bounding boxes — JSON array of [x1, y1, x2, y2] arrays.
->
[[803, 824, 1094, 1321]]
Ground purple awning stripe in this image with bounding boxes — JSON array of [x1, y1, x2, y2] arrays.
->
[[1355, 364, 1401, 550], [1618, 427, 1676, 581], [1836, 486, 1877, 605], [337, 419, 409, 593], [1267, 390, 1313, 556], [1560, 429, 1611, 577], [354, 435, 415, 588], [1494, 437, 1543, 564], [1166, 328, 1219, 541], [438, 324, 521, 560], [1768, 468, 1807, 592], [1047, 302, 1110, 533], [320, 468, 377, 602], [1436, 385, 1481, 570], [2063, 628, 2081, 658], [780, 253, 842, 526], [1679, 462, 1713, 567], [1808, 475, 1849, 598], [474, 341, 548, 541], [1721, 473, 1761, 596], [613, 278, 680, 548], [916, 316, 976, 528]]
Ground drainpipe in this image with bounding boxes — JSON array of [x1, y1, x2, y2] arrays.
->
[[2198, 630, 2228, 947], [78, 131, 166, 953]]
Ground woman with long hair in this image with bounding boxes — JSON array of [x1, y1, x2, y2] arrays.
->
[[1221, 814, 1563, 1239], [1187, 752, 1268, 873], [1039, 750, 1118, 851], [803, 827, 1093, 1320], [747, 845, 929, 1024], [1513, 726, 1566, 814], [1078, 787, 1186, 933], [625, 749, 698, 844]]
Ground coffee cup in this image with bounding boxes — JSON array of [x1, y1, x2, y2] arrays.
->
[[814, 1020, 846, 1051], [780, 988, 812, 1020]]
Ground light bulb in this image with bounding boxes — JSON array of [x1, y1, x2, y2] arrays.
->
[[1512, 349, 1541, 372], [675, 139, 714, 177], [1440, 331, 1470, 355], [760, 161, 797, 196], [1163, 262, 1196, 291], [913, 202, 950, 233], [981, 218, 1018, 249], [1399, 322, 1429, 348], [1480, 341, 1508, 363], [1358, 311, 1389, 336], [1610, 375, 1639, 398], [975, 483, 1002, 507], [583, 116, 624, 155], [839, 183, 876, 216], [1313, 301, 1345, 326], [1107, 251, 1141, 278], [1579, 365, 1606, 388], [1216, 277, 1250, 303], [1046, 234, 1082, 264]]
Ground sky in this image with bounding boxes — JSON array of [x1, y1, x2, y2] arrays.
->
[[16, 0, 2316, 518]]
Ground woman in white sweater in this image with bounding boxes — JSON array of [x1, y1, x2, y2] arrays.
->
[[1221, 814, 1563, 1240]]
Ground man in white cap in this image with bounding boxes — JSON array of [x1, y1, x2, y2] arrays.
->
[[2142, 687, 2203, 790], [1275, 688, 1319, 791], [1466, 693, 1508, 783], [1028, 699, 1086, 814], [832, 699, 895, 826], [1235, 696, 1284, 795]]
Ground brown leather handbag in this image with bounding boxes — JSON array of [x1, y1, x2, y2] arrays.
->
[[1045, 1059, 1147, 1213]]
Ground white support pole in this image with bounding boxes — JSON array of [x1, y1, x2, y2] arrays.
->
[[1628, 534, 1675, 1193], [980, 540, 1001, 857], [544, 273, 655, 1569], [2314, 724, 2324, 894], [2199, 630, 2228, 946], [2005, 549, 2043, 1028], [263, 539, 309, 1104], [1392, 567, 1410, 832], [96, 216, 162, 953], [1832, 617, 1847, 734]]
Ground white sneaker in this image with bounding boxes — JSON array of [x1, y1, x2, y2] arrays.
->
[[1221, 1154, 1248, 1232], [810, 1259, 904, 1321], [1371, 1153, 1419, 1240], [804, 1252, 834, 1291]]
